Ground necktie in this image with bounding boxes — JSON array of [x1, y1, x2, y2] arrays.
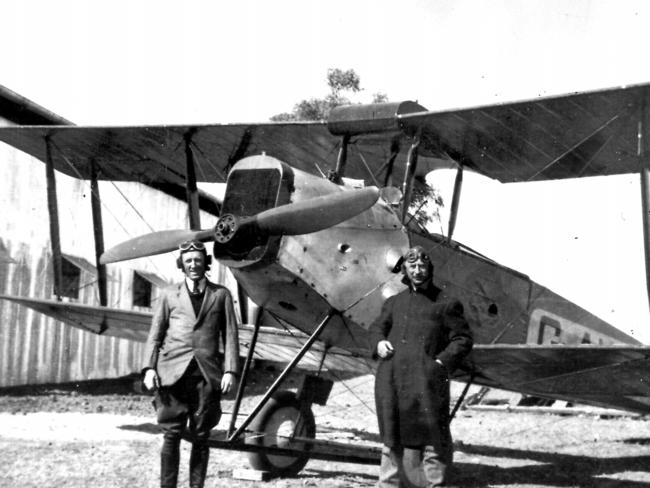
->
[[192, 280, 199, 295]]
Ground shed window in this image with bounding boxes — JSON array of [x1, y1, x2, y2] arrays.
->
[[57, 254, 97, 300], [133, 271, 153, 308], [132, 270, 168, 308]]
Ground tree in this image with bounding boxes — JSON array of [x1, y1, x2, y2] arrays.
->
[[270, 68, 360, 121], [326, 68, 360, 103], [271, 68, 443, 229], [271, 69, 390, 121], [371, 92, 389, 104]]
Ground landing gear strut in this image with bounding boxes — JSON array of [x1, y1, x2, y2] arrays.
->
[[227, 311, 336, 477]]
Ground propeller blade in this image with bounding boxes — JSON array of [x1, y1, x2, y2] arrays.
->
[[254, 186, 380, 235], [102, 187, 379, 263], [100, 228, 214, 264]]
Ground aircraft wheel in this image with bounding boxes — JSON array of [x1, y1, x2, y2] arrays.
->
[[245, 390, 315, 477]]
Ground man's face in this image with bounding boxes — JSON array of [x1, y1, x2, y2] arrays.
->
[[181, 251, 206, 281], [404, 258, 431, 287]]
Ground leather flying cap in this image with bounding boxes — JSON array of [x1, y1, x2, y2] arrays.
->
[[176, 239, 212, 270]]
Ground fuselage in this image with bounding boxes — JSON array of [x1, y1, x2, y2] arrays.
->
[[214, 154, 639, 357]]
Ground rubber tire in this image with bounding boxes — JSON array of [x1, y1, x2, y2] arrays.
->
[[245, 390, 316, 477]]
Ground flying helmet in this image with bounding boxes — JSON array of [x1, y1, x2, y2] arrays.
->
[[176, 240, 212, 270], [399, 245, 433, 275]]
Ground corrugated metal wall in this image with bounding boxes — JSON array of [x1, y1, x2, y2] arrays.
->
[[0, 141, 236, 387]]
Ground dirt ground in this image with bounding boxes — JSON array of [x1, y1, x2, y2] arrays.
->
[[0, 371, 649, 488]]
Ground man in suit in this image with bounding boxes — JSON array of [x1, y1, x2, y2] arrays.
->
[[143, 240, 239, 488], [369, 246, 473, 487]]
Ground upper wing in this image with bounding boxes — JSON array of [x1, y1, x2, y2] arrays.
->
[[0, 122, 443, 189], [0, 123, 328, 183], [401, 82, 650, 182], [464, 344, 650, 413], [0, 295, 373, 375], [1, 83, 647, 201]]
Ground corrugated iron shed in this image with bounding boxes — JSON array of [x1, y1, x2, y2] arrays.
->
[[0, 87, 232, 387]]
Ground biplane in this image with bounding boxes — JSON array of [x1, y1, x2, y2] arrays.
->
[[1, 82, 650, 476]]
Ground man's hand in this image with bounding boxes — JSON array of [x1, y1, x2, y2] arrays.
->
[[377, 340, 394, 359], [143, 369, 160, 391], [221, 372, 236, 394]]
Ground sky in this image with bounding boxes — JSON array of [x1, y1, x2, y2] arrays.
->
[[3, 0, 650, 342]]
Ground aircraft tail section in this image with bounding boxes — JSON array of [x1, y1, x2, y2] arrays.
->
[[526, 283, 640, 345]]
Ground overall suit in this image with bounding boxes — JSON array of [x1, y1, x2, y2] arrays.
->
[[143, 279, 239, 488]]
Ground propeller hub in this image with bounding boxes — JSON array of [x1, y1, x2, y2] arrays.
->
[[214, 214, 240, 243]]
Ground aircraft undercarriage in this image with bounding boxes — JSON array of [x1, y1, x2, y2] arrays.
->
[[213, 309, 363, 476], [211, 308, 474, 477]]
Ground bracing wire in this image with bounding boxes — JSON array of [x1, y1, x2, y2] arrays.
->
[[53, 145, 148, 239], [107, 181, 156, 233], [52, 142, 172, 304]]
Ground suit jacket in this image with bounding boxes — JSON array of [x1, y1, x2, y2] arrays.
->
[[143, 280, 240, 391]]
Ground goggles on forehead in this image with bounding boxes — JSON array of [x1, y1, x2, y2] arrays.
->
[[404, 248, 431, 263], [179, 240, 206, 252]]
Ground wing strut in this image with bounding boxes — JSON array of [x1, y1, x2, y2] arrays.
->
[[329, 134, 350, 184], [450, 373, 474, 421], [447, 166, 464, 241], [383, 139, 400, 187], [90, 158, 108, 306], [401, 135, 420, 223], [642, 170, 650, 309], [639, 89, 650, 314], [45, 134, 63, 300], [184, 132, 201, 230]]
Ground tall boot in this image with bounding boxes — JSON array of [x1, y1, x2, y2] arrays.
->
[[189, 440, 210, 488], [160, 431, 181, 488]]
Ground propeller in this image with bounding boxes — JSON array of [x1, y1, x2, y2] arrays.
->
[[100, 186, 380, 264], [251, 186, 379, 235], [100, 229, 214, 264]]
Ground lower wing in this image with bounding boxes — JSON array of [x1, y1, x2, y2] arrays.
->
[[0, 295, 373, 375], [8, 295, 644, 412], [462, 344, 650, 413]]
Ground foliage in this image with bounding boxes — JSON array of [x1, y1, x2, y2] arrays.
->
[[270, 68, 361, 121], [409, 178, 444, 230], [327, 68, 360, 100], [371, 92, 389, 103]]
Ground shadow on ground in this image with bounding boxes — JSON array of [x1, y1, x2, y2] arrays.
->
[[0, 361, 305, 397], [454, 443, 650, 487], [0, 374, 144, 396]]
